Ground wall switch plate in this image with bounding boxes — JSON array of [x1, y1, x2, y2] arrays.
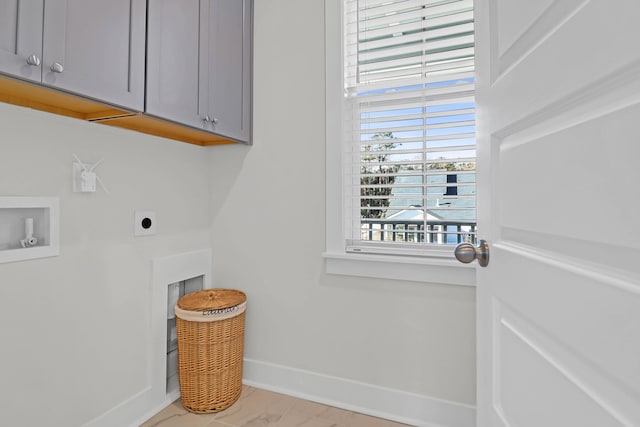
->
[[134, 211, 156, 236]]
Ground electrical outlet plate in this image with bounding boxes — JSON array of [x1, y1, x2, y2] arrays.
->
[[72, 161, 97, 192], [134, 211, 156, 236]]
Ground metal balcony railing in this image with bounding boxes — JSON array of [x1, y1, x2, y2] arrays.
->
[[361, 219, 477, 245]]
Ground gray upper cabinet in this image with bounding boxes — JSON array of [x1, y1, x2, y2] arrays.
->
[[1, 0, 250, 145], [202, 0, 252, 143], [0, 0, 145, 111], [146, 0, 202, 129], [42, 0, 146, 110], [147, 0, 252, 144], [0, 0, 44, 82]]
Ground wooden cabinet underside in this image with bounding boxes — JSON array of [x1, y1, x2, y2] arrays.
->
[[0, 75, 238, 146]]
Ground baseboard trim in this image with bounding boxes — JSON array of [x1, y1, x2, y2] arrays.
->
[[82, 358, 475, 427], [81, 386, 152, 427], [129, 389, 180, 427], [243, 358, 476, 427]]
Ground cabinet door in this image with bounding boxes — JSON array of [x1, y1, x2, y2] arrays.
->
[[146, 0, 207, 130], [0, 0, 44, 82], [42, 0, 145, 110], [202, 0, 252, 143]]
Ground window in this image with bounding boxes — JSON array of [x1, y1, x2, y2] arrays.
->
[[342, 0, 476, 258], [325, 0, 476, 285]]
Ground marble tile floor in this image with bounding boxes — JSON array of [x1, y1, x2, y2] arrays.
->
[[140, 385, 411, 427]]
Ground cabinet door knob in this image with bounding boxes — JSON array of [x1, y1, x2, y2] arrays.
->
[[212, 117, 219, 125], [50, 62, 64, 73], [202, 115, 211, 125], [26, 54, 41, 66]]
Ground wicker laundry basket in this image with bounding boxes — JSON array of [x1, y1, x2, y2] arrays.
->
[[175, 288, 247, 413]]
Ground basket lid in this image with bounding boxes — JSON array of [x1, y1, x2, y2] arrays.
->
[[177, 288, 246, 312]]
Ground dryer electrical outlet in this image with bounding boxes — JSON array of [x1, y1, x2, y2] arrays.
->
[[134, 211, 156, 236]]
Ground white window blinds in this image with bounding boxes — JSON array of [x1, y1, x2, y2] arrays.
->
[[343, 0, 476, 256]]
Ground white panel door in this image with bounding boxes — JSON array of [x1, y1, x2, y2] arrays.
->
[[42, 0, 146, 110], [475, 1, 640, 426]]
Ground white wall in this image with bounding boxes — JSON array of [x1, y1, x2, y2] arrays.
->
[[207, 0, 477, 421], [0, 103, 212, 426]]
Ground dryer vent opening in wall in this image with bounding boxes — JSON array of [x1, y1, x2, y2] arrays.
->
[[152, 249, 211, 405], [166, 276, 205, 395]]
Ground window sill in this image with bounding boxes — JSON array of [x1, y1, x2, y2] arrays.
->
[[322, 251, 476, 286]]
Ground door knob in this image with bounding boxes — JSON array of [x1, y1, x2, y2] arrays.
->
[[50, 62, 64, 73], [26, 54, 41, 66], [454, 240, 490, 267]]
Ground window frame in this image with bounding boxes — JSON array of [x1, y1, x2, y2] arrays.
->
[[323, 0, 476, 286]]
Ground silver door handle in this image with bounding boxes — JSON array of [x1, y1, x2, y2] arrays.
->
[[26, 54, 41, 66], [50, 62, 64, 73], [454, 240, 490, 267]]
